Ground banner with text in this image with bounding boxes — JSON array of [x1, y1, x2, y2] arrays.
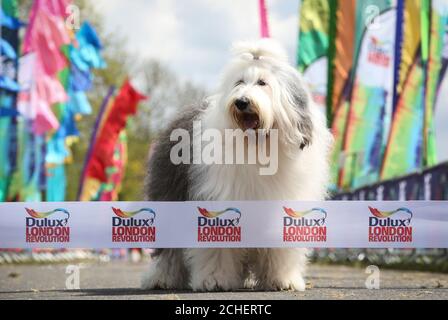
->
[[0, 201, 447, 249]]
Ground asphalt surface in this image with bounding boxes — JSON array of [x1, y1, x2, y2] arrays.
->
[[0, 261, 447, 300]]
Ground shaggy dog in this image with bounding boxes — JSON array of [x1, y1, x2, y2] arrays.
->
[[141, 39, 332, 292]]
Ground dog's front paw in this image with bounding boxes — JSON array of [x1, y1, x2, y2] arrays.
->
[[141, 269, 172, 290], [191, 272, 242, 292], [257, 274, 306, 292], [141, 274, 166, 290], [141, 263, 185, 290]]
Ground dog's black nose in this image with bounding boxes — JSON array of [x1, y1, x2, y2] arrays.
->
[[235, 97, 250, 111]]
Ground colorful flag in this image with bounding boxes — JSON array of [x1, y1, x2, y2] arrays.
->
[[23, 0, 71, 54], [338, 1, 397, 189], [20, 0, 71, 135], [45, 22, 105, 201], [79, 81, 147, 201], [0, 7, 22, 30], [77, 87, 115, 201], [8, 120, 46, 202], [381, 61, 425, 180], [327, 0, 356, 122], [381, 0, 436, 180], [423, 0, 448, 167], [96, 130, 128, 201], [0, 0, 21, 201], [301, 0, 447, 192], [298, 0, 335, 112], [1, 0, 18, 17], [4, 1, 105, 202], [326, 0, 356, 191]]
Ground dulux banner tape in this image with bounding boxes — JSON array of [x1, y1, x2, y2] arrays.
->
[[0, 201, 447, 249]]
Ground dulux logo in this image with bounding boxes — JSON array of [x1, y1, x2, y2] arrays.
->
[[282, 207, 328, 242], [25, 208, 70, 227], [368, 207, 413, 227], [25, 208, 71, 243], [368, 206, 413, 243], [111, 208, 157, 243], [367, 36, 391, 67], [112, 207, 156, 227], [197, 207, 242, 242], [283, 207, 327, 226], [197, 207, 241, 227]]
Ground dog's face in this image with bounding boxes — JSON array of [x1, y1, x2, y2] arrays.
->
[[226, 65, 274, 132], [218, 40, 314, 151]]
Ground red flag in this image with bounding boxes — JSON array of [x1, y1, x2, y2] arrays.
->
[[85, 80, 147, 182]]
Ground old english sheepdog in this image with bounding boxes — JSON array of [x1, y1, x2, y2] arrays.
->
[[141, 39, 333, 292]]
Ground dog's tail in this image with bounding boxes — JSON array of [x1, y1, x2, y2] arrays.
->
[[231, 39, 288, 63]]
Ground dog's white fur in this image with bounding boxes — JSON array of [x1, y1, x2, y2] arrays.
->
[[142, 39, 333, 292]]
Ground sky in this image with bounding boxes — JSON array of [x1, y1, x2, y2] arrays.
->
[[92, 0, 299, 87], [92, 0, 447, 163]]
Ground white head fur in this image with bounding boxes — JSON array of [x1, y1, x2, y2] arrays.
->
[[195, 39, 333, 201], [209, 39, 318, 154]]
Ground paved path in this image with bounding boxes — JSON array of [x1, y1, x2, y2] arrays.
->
[[0, 262, 447, 300]]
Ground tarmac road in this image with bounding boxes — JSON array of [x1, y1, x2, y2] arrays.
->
[[0, 261, 447, 300]]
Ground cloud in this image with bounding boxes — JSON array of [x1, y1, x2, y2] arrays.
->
[[92, 0, 299, 89]]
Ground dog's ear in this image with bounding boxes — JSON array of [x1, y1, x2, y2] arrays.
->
[[274, 64, 314, 149], [298, 105, 313, 150], [288, 72, 314, 150]]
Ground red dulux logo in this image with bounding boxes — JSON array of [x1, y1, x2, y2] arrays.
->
[[111, 208, 156, 243], [367, 36, 391, 67], [282, 207, 327, 242], [25, 208, 70, 243], [197, 207, 242, 242], [368, 207, 413, 243]]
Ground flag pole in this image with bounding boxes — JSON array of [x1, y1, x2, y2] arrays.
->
[[259, 0, 270, 38]]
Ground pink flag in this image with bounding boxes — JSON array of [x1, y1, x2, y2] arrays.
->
[[24, 6, 70, 75], [21, 0, 72, 134], [17, 57, 68, 134], [35, 70, 68, 106], [17, 54, 37, 119], [31, 63, 68, 133], [32, 98, 60, 135], [259, 0, 270, 38], [23, 0, 71, 54]]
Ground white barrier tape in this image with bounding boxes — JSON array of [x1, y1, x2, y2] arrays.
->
[[0, 201, 447, 249]]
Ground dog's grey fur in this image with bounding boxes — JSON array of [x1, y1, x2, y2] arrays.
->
[[143, 104, 205, 288], [291, 78, 313, 149], [274, 64, 314, 149], [144, 104, 205, 202]]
